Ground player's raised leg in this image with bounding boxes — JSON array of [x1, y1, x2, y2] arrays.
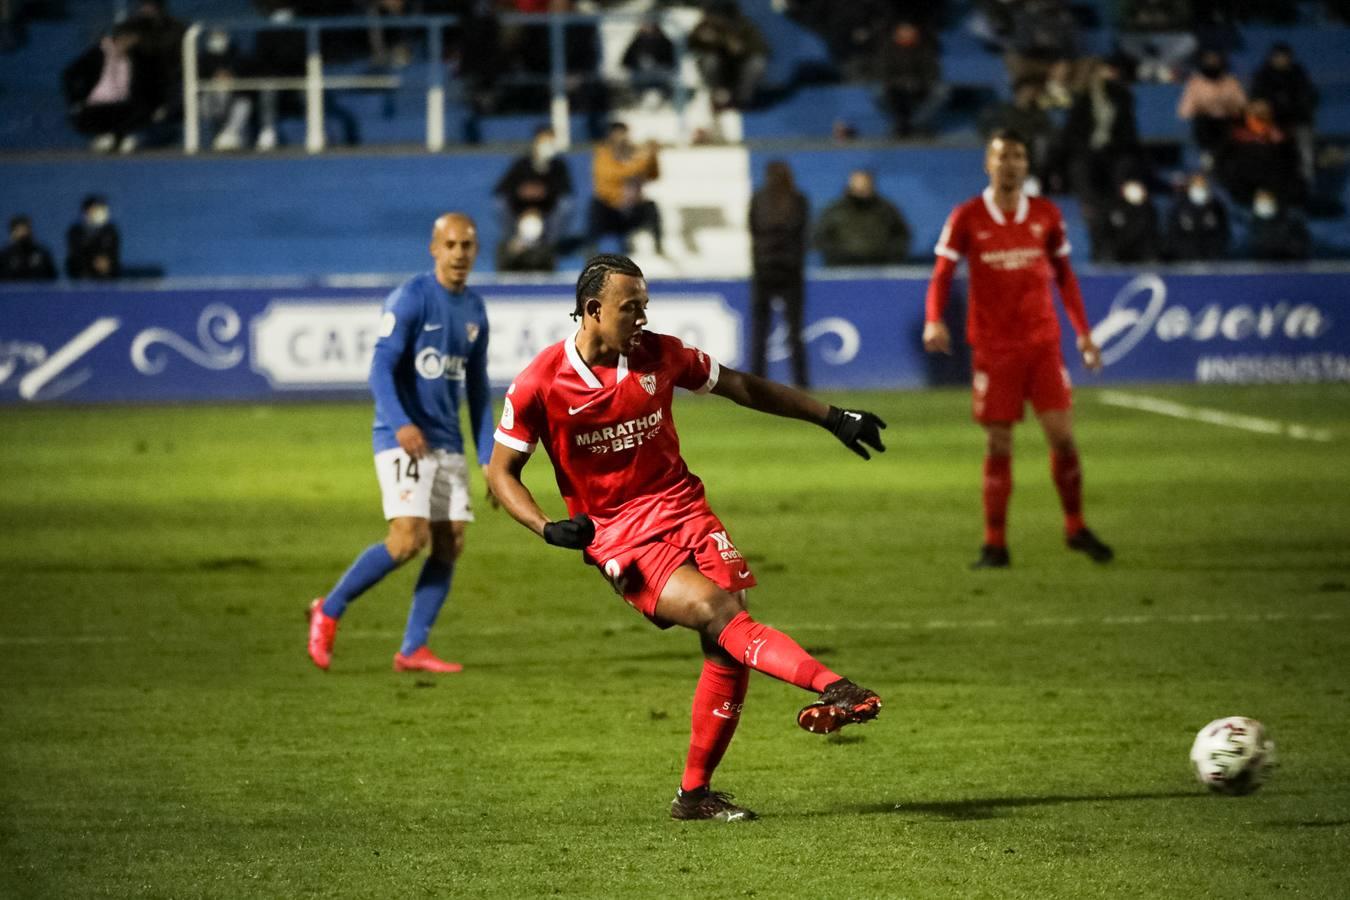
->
[[973, 422, 1014, 569], [393, 520, 465, 673], [1038, 408, 1113, 563], [655, 566, 881, 737], [308, 515, 427, 670]]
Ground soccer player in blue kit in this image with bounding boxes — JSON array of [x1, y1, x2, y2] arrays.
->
[[307, 213, 495, 673]]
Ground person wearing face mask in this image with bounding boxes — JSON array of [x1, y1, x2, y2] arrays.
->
[[1, 215, 58, 281], [1177, 49, 1247, 156], [813, 169, 911, 267], [1094, 177, 1159, 263], [1247, 188, 1310, 261], [1165, 173, 1230, 261], [493, 124, 575, 257], [65, 196, 120, 280]]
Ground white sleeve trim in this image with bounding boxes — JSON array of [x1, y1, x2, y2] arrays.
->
[[1054, 241, 1072, 257], [935, 245, 961, 261], [695, 356, 720, 394], [493, 429, 535, 453]]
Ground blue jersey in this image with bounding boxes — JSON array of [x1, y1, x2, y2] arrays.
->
[[370, 272, 494, 464]]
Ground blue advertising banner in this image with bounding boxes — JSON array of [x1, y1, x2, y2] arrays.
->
[[1, 270, 1347, 405]]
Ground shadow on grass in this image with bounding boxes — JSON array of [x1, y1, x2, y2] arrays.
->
[[872, 790, 1210, 820]]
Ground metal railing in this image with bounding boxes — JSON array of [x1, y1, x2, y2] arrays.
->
[[181, 11, 690, 155]]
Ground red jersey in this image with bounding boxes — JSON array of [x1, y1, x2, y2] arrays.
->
[[494, 331, 720, 563], [927, 188, 1089, 352]]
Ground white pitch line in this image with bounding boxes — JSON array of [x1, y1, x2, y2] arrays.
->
[[1098, 390, 1333, 442]]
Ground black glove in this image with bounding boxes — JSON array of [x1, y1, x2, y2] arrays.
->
[[825, 406, 888, 460], [542, 513, 595, 549]]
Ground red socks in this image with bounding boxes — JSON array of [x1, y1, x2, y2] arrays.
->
[[716, 611, 838, 693], [681, 660, 749, 792], [983, 454, 1012, 547], [1051, 449, 1085, 535]]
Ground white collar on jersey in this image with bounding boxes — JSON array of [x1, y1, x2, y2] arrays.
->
[[982, 186, 1029, 225], [565, 329, 628, 390]]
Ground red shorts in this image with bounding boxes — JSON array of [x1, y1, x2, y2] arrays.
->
[[589, 509, 757, 628], [971, 342, 1072, 424]]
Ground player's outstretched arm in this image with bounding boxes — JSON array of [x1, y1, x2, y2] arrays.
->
[[486, 444, 594, 549], [711, 367, 887, 460]]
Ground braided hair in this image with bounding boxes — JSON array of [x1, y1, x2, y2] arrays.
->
[[573, 254, 644, 320]]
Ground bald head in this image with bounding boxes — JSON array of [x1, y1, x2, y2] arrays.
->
[[429, 213, 478, 291]]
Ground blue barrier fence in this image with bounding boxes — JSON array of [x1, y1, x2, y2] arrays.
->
[[1, 269, 1347, 405]]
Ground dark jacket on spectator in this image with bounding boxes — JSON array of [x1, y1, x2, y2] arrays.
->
[[1096, 196, 1159, 262], [494, 155, 573, 218], [622, 25, 676, 75], [749, 184, 809, 274], [65, 222, 121, 280], [0, 238, 58, 281], [1250, 58, 1318, 127], [814, 194, 911, 266], [1165, 196, 1230, 260], [1248, 207, 1311, 260], [1218, 118, 1304, 207]]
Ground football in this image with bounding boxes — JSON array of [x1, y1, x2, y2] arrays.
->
[[1189, 717, 1277, 796]]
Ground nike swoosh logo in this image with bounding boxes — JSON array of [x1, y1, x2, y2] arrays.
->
[[737, 569, 750, 579], [712, 709, 736, 720], [568, 399, 599, 415], [423, 324, 443, 331]]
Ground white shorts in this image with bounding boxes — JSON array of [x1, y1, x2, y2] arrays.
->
[[374, 447, 474, 522]]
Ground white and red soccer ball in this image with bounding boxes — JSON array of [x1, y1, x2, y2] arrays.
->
[[1190, 716, 1277, 796]]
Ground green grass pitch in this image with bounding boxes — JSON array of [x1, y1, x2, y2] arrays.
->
[[2, 383, 1348, 898]]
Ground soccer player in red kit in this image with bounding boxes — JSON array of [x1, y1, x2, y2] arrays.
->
[[487, 254, 887, 822], [924, 129, 1114, 569]]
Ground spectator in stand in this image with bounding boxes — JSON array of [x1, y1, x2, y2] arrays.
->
[[1005, 0, 1079, 85], [1247, 187, 1310, 261], [199, 28, 258, 152], [1218, 98, 1305, 208], [621, 15, 677, 105], [127, 0, 186, 122], [1093, 177, 1159, 262], [787, 0, 891, 81], [508, 0, 607, 139], [62, 23, 157, 153], [588, 122, 662, 255], [0, 216, 58, 281], [979, 76, 1056, 185], [247, 5, 361, 150], [1177, 49, 1247, 158], [1165, 172, 1230, 260], [493, 124, 574, 255], [1055, 56, 1142, 246], [877, 21, 943, 138], [814, 169, 911, 267], [496, 210, 557, 272], [1117, 0, 1198, 82], [687, 0, 768, 111], [452, 1, 504, 144], [66, 196, 121, 280], [748, 160, 811, 388], [1250, 42, 1319, 183]]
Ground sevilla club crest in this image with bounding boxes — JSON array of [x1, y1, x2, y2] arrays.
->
[[640, 373, 657, 395]]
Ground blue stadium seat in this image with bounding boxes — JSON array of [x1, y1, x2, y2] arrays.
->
[[1134, 83, 1186, 141]]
